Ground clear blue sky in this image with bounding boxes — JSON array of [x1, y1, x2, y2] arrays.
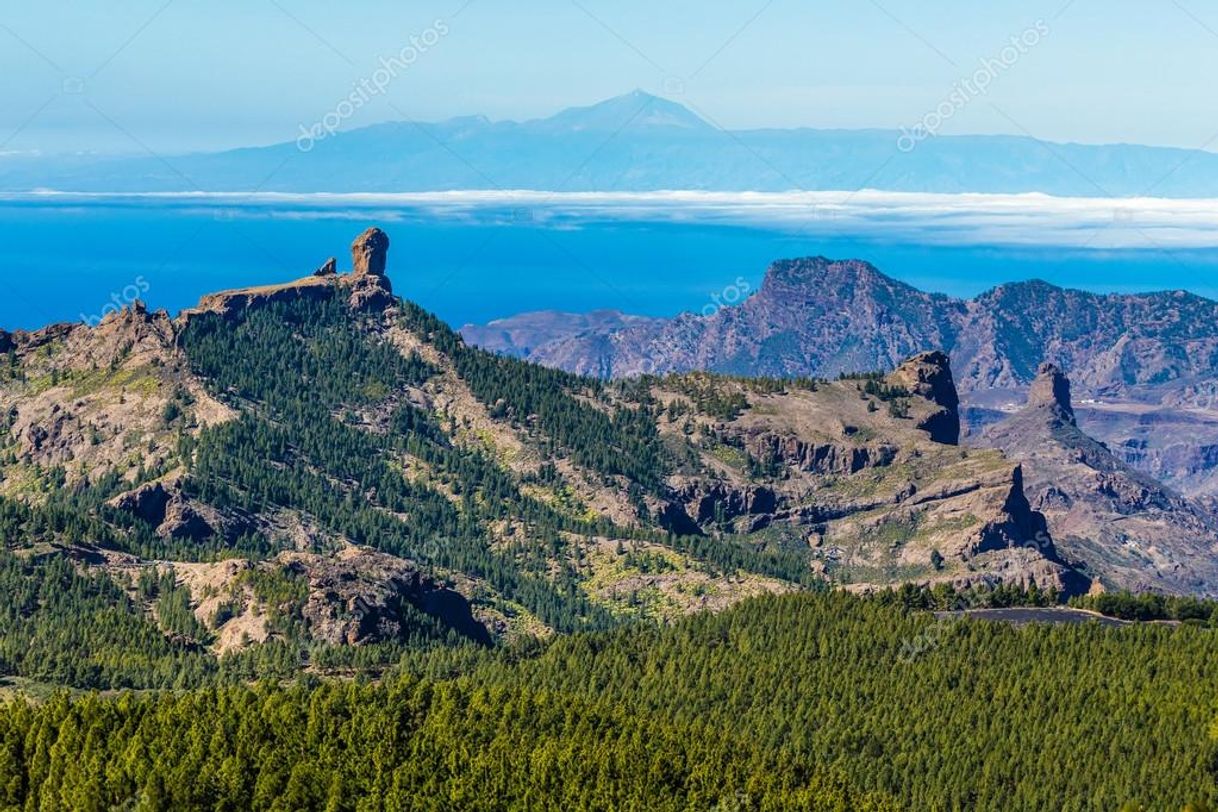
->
[[3, 0, 1217, 155]]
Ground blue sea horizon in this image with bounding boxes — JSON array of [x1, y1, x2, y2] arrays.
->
[[3, 193, 1218, 332]]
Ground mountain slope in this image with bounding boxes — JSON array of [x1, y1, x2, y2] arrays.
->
[[0, 227, 1096, 688], [980, 364, 1218, 595], [6, 91, 1218, 196]]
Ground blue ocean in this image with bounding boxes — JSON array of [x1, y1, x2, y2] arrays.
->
[[4, 195, 1218, 331]]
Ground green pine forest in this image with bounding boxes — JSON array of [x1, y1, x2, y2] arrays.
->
[[3, 592, 1218, 810]]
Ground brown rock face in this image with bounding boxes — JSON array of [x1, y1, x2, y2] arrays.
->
[[888, 351, 961, 445], [107, 477, 253, 543], [346, 228, 394, 310], [981, 364, 1218, 596], [744, 432, 897, 475], [286, 549, 490, 646], [1027, 362, 1075, 424], [184, 227, 398, 319], [351, 227, 390, 277], [672, 481, 778, 527]]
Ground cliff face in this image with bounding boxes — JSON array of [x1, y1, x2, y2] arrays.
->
[[981, 364, 1218, 595], [185, 227, 395, 319], [651, 355, 1086, 596]]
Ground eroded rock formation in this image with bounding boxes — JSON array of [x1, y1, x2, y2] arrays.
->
[[888, 351, 961, 445]]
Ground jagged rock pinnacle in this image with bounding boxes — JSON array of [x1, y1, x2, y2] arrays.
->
[[314, 257, 337, 277], [352, 227, 390, 277], [1028, 362, 1075, 424], [888, 350, 961, 445]]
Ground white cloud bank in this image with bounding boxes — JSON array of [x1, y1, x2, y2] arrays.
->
[[14, 189, 1218, 250]]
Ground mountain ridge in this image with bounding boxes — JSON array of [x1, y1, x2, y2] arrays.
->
[[0, 226, 1114, 691], [7, 91, 1218, 196], [469, 257, 1218, 397], [463, 255, 1218, 505]]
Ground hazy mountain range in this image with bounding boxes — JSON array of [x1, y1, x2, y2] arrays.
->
[[4, 90, 1218, 196]]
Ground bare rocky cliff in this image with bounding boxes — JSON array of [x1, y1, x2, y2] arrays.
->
[[187, 227, 395, 319], [652, 354, 1088, 596], [980, 363, 1218, 595]]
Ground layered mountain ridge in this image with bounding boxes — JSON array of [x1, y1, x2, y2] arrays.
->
[[478, 256, 1218, 397], [981, 363, 1218, 594], [464, 256, 1218, 502]]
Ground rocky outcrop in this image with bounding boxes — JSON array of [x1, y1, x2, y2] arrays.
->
[[0, 330, 11, 353], [188, 275, 336, 319], [109, 480, 172, 526], [107, 477, 249, 542], [970, 465, 1053, 555], [744, 432, 897, 475], [345, 228, 394, 311], [981, 364, 1218, 596], [672, 481, 777, 527], [285, 549, 489, 646], [888, 351, 961, 445], [351, 227, 389, 277], [1027, 362, 1074, 423], [184, 227, 396, 320]]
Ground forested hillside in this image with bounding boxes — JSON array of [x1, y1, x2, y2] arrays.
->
[[2, 591, 1217, 810], [0, 228, 1104, 694], [0, 229, 1215, 809]]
